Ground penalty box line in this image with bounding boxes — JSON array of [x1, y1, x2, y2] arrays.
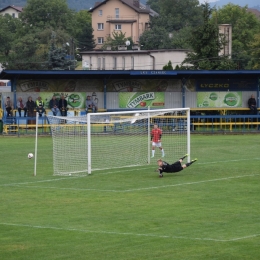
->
[[0, 222, 259, 242], [3, 174, 260, 193]]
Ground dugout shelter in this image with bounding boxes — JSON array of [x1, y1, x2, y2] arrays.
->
[[0, 69, 260, 113]]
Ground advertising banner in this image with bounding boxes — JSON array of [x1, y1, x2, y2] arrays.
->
[[196, 79, 257, 91], [40, 92, 86, 109], [119, 92, 165, 108], [197, 92, 242, 108]]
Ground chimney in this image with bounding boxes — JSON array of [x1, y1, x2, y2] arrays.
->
[[133, 0, 139, 8]]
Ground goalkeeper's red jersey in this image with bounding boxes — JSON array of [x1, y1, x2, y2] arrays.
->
[[151, 128, 162, 142]]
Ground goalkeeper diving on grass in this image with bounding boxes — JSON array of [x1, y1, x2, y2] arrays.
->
[[156, 154, 197, 178]]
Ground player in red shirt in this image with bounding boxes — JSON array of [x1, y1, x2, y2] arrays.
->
[[151, 124, 165, 158]]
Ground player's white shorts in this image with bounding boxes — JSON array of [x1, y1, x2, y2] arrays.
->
[[152, 142, 162, 147]]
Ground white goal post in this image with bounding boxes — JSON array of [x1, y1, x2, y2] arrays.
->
[[47, 108, 190, 175]]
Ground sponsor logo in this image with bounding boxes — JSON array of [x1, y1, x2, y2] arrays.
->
[[127, 92, 155, 108], [20, 81, 49, 92]]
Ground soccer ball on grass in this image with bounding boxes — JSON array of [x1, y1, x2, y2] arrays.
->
[[28, 153, 34, 159]]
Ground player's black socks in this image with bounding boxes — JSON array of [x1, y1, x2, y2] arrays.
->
[[180, 154, 188, 160], [186, 159, 197, 167]]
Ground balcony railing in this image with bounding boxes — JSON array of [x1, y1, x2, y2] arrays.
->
[[107, 15, 137, 21]]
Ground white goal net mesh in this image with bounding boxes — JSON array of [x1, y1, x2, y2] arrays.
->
[[47, 108, 190, 175]]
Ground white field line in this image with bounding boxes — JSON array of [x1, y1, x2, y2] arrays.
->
[[2, 174, 260, 193], [198, 158, 260, 165], [0, 222, 259, 242], [0, 166, 153, 187]]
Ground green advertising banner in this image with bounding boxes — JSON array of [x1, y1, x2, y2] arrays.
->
[[119, 92, 165, 108], [40, 92, 86, 109], [197, 92, 242, 108]]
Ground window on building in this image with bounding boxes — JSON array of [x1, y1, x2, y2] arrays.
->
[[145, 23, 149, 30], [115, 24, 122, 30], [99, 10, 103, 16], [122, 57, 125, 70], [131, 57, 134, 70], [113, 57, 117, 70], [12, 13, 15, 18], [97, 37, 104, 44], [98, 23, 104, 30], [97, 58, 101, 69], [102, 58, 106, 70], [115, 8, 119, 19]]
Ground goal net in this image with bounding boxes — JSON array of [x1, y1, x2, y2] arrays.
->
[[47, 108, 190, 175]]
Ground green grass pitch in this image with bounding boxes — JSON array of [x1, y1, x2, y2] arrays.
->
[[0, 134, 260, 259]]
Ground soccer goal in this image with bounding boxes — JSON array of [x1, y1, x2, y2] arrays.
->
[[47, 108, 190, 175]]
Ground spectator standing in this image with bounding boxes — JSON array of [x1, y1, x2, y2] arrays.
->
[[26, 96, 35, 117], [248, 94, 258, 115]]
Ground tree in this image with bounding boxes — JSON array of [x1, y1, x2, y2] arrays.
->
[[139, 25, 172, 50], [73, 10, 95, 51], [48, 33, 76, 70], [0, 15, 22, 57], [3, 30, 48, 70], [159, 0, 203, 31], [247, 34, 260, 69], [102, 31, 133, 50], [140, 0, 203, 50], [20, 0, 75, 31], [212, 4, 260, 69], [163, 60, 173, 70], [181, 3, 236, 70], [146, 0, 161, 13]]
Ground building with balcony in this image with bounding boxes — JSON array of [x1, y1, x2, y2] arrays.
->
[[89, 0, 158, 48]]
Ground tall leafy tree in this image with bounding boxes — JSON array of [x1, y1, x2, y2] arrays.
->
[[73, 10, 95, 51], [139, 26, 172, 50], [159, 0, 203, 31], [20, 0, 75, 31], [146, 0, 161, 13], [0, 15, 22, 57], [181, 3, 236, 70], [212, 4, 260, 69], [247, 34, 260, 69], [140, 0, 203, 50], [3, 29, 48, 70]]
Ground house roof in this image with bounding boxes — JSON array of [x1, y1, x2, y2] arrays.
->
[[0, 5, 23, 13], [89, 0, 158, 16]]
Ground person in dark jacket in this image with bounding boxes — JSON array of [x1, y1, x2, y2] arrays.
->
[[49, 95, 60, 116], [58, 95, 68, 116]]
